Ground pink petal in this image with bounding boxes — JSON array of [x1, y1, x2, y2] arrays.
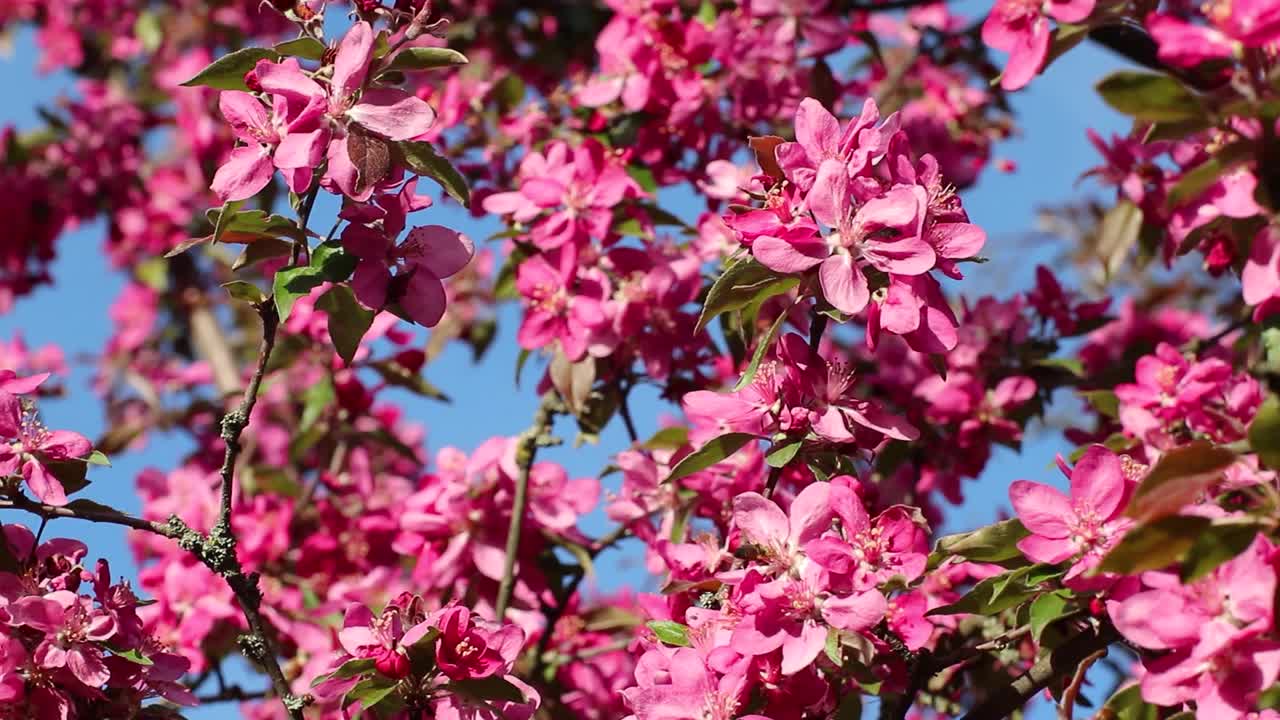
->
[[806, 158, 848, 228], [753, 235, 826, 273], [254, 58, 325, 103], [218, 91, 273, 144], [67, 648, 109, 687], [819, 254, 870, 315], [332, 21, 374, 101], [1008, 480, 1073, 538], [273, 129, 328, 170], [1068, 446, 1126, 520], [733, 492, 789, 548], [794, 97, 840, 161], [36, 431, 90, 460], [401, 270, 448, 328], [1243, 226, 1280, 306], [404, 225, 474, 278], [787, 482, 832, 547], [822, 591, 887, 632], [24, 460, 67, 506], [348, 89, 437, 141], [210, 146, 274, 202], [929, 222, 986, 259], [780, 621, 827, 676], [1000, 16, 1051, 91], [1016, 534, 1077, 564]]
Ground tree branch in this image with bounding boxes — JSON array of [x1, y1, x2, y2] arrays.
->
[[959, 623, 1118, 720], [495, 392, 564, 620], [0, 495, 179, 538]]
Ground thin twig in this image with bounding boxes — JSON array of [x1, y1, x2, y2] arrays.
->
[[959, 623, 1117, 720], [0, 496, 180, 538], [495, 393, 564, 620], [1058, 647, 1107, 720], [617, 378, 640, 444]]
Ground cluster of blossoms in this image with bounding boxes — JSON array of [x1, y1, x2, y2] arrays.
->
[[0, 524, 194, 718], [725, 98, 987, 353], [0, 374, 93, 506]]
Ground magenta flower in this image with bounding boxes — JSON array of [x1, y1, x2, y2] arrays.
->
[[682, 333, 918, 448], [1008, 445, 1133, 583], [982, 0, 1096, 91], [732, 483, 834, 570], [215, 21, 437, 202], [514, 250, 610, 361], [807, 476, 930, 592], [0, 391, 92, 505], [345, 222, 474, 328], [482, 139, 639, 250], [337, 603, 437, 680], [9, 590, 115, 689], [431, 604, 522, 681], [209, 82, 326, 202], [622, 647, 763, 720], [1109, 536, 1280, 718], [1243, 226, 1280, 310]]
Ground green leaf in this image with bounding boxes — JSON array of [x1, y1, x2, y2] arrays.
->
[[273, 266, 324, 321], [46, 460, 90, 495], [666, 432, 755, 483], [445, 676, 526, 704], [112, 648, 154, 666], [1103, 685, 1161, 720], [1035, 357, 1084, 377], [181, 48, 282, 90], [86, 450, 111, 467], [398, 141, 470, 207], [370, 359, 450, 402], [275, 36, 327, 60], [627, 166, 658, 193], [232, 238, 293, 271], [1096, 71, 1205, 123], [311, 657, 376, 687], [1124, 441, 1237, 523], [1095, 200, 1143, 280], [926, 565, 1045, 617], [1165, 142, 1254, 210], [1180, 519, 1260, 582], [1249, 394, 1280, 470], [1080, 390, 1119, 419], [765, 440, 803, 468], [342, 676, 397, 710], [732, 307, 789, 392], [385, 47, 469, 72], [1098, 515, 1210, 574], [1043, 23, 1090, 72], [405, 627, 440, 675], [642, 426, 689, 451], [317, 285, 375, 366], [696, 0, 717, 27], [697, 258, 799, 333], [222, 280, 267, 305], [1029, 591, 1072, 643], [311, 240, 358, 282], [931, 518, 1030, 564], [646, 620, 691, 647], [299, 376, 335, 433]]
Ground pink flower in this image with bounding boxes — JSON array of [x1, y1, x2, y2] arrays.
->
[[732, 483, 834, 571], [0, 392, 92, 505], [808, 476, 931, 592], [1243, 226, 1280, 310], [337, 603, 436, 680], [1008, 445, 1133, 584], [345, 222, 474, 328], [209, 83, 326, 202], [217, 21, 437, 202], [682, 333, 918, 448], [982, 0, 1096, 91], [622, 647, 759, 720], [431, 604, 523, 681], [9, 590, 115, 689], [483, 139, 639, 250], [514, 250, 610, 361]]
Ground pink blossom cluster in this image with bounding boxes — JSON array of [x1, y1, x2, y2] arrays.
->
[[312, 596, 538, 719], [0, 524, 194, 718], [0, 375, 93, 506], [725, 97, 987, 353]]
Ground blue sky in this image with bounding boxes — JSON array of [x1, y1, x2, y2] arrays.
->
[[0, 15, 1133, 717]]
